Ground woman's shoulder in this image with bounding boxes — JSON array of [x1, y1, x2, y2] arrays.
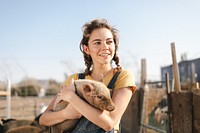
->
[[115, 69, 136, 92], [118, 69, 134, 77], [63, 73, 79, 85], [68, 73, 79, 79]]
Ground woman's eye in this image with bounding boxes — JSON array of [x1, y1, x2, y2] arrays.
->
[[94, 42, 101, 45], [107, 40, 113, 45]]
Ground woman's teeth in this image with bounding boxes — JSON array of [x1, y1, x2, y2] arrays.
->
[[100, 53, 109, 56]]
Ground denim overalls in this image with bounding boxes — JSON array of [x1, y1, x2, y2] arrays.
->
[[70, 72, 121, 133]]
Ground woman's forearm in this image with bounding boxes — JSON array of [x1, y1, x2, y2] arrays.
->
[[68, 87, 133, 131], [68, 92, 115, 131], [39, 96, 82, 126], [39, 109, 66, 126]]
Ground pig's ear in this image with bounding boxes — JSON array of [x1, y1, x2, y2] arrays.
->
[[83, 84, 92, 93]]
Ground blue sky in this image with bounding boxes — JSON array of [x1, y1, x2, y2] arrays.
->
[[0, 1, 200, 84]]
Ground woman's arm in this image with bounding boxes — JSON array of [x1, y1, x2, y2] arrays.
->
[[59, 86, 133, 131], [39, 95, 82, 126]]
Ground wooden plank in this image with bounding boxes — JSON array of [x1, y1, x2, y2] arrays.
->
[[165, 73, 172, 133], [170, 43, 181, 92], [140, 58, 147, 88], [121, 91, 139, 133], [170, 92, 192, 133], [0, 91, 10, 96], [193, 92, 200, 132], [139, 58, 147, 133]]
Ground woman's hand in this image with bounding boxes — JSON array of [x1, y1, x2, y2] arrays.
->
[[57, 83, 82, 119], [57, 84, 75, 102]]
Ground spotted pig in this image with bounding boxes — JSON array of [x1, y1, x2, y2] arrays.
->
[[51, 79, 115, 132]]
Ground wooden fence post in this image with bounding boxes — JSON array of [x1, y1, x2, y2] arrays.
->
[[6, 78, 11, 118], [171, 42, 181, 93], [170, 43, 194, 133], [170, 92, 192, 133], [165, 73, 172, 133], [140, 58, 147, 88], [139, 58, 147, 133], [0, 78, 11, 119]]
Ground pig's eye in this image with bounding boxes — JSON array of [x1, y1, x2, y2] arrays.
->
[[97, 95, 103, 99]]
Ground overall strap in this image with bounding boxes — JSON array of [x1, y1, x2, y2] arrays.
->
[[107, 71, 121, 133], [107, 71, 121, 89], [78, 72, 121, 89], [77, 71, 121, 133], [78, 73, 85, 79]]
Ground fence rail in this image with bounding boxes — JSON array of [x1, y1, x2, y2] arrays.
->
[[141, 123, 166, 133], [0, 96, 53, 120]]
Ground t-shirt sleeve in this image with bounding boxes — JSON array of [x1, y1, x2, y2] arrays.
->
[[62, 74, 78, 86], [115, 70, 136, 93]]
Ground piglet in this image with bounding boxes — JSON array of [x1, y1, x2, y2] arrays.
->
[[51, 79, 115, 133]]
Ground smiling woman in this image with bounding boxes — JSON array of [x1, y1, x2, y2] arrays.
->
[[39, 18, 136, 133], [83, 28, 116, 74], [79, 19, 120, 76]]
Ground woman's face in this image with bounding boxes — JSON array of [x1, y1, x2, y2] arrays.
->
[[83, 28, 115, 66]]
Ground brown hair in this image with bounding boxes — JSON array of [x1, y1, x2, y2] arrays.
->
[[79, 19, 121, 75]]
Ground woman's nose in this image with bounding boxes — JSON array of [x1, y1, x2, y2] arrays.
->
[[101, 42, 109, 49]]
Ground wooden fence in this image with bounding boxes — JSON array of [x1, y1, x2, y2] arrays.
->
[[0, 96, 53, 120], [121, 90, 140, 133], [169, 91, 200, 133]]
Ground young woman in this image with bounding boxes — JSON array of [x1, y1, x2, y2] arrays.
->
[[39, 18, 136, 133]]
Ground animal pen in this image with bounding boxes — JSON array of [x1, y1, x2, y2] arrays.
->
[[121, 43, 200, 133], [1, 43, 200, 133]]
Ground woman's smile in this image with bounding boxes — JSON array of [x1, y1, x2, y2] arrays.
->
[[99, 53, 110, 58]]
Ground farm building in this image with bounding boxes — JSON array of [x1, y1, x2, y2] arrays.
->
[[161, 57, 200, 89]]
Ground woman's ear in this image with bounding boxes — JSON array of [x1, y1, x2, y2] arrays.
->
[[83, 45, 90, 55]]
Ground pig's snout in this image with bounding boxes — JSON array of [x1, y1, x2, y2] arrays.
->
[[106, 103, 115, 111], [107, 105, 115, 111]]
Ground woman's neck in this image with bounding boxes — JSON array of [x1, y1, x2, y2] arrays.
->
[[90, 65, 113, 81]]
